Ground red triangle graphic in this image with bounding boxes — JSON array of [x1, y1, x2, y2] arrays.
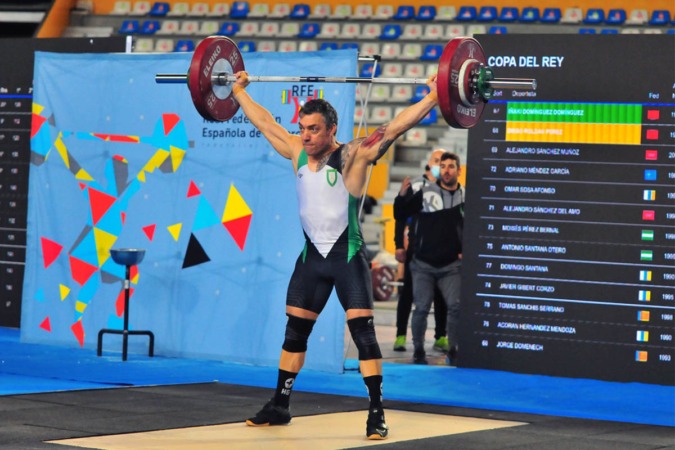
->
[[115, 287, 134, 317], [88, 187, 117, 225], [30, 113, 47, 138], [121, 211, 126, 225], [187, 180, 201, 198], [78, 182, 87, 190], [39, 317, 51, 332], [41, 237, 63, 268], [162, 113, 180, 136], [223, 214, 252, 251], [69, 256, 98, 286], [142, 224, 156, 241], [71, 320, 85, 347]]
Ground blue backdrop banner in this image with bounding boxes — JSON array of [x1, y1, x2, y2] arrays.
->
[[22, 49, 358, 373]]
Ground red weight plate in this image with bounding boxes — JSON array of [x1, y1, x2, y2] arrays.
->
[[437, 37, 487, 129], [371, 266, 395, 302], [188, 36, 245, 122]]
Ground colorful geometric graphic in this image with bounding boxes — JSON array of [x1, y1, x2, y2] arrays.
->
[[222, 184, 253, 250]]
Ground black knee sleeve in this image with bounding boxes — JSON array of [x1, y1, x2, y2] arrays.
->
[[282, 314, 316, 353], [347, 316, 382, 361]]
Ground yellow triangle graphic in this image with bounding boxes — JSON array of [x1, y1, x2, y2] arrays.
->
[[75, 300, 88, 314], [222, 184, 253, 222], [32, 102, 44, 114], [93, 227, 117, 267], [137, 170, 147, 182], [144, 149, 170, 173], [170, 146, 186, 172], [55, 134, 69, 168], [168, 223, 182, 241], [75, 168, 94, 181], [59, 284, 70, 301]]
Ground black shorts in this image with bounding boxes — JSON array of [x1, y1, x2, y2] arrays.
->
[[286, 242, 374, 314]]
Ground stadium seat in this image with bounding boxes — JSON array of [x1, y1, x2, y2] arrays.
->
[[420, 44, 443, 61], [139, 20, 160, 34], [299, 41, 318, 52], [353, 5, 373, 20], [369, 106, 393, 124], [643, 29, 664, 34], [561, 8, 583, 23], [179, 20, 199, 34], [540, 8, 561, 23], [520, 7, 540, 22], [341, 23, 361, 39], [112, 1, 131, 14], [190, 2, 209, 16], [156, 19, 179, 34], [318, 23, 340, 38], [149, 2, 169, 16], [605, 9, 626, 24], [360, 62, 382, 78], [401, 43, 423, 60], [290, 3, 310, 19], [380, 24, 402, 40], [600, 29, 619, 34], [279, 22, 300, 37], [238, 41, 256, 52], [167, 2, 188, 16], [269, 3, 290, 18], [370, 85, 391, 102], [649, 10, 671, 25], [118, 19, 139, 34], [391, 85, 412, 102], [426, 64, 437, 76], [477, 6, 498, 21], [331, 4, 352, 19], [423, 24, 444, 40], [174, 40, 195, 52], [218, 22, 239, 36], [401, 24, 423, 39], [419, 108, 437, 125], [410, 85, 429, 102], [456, 6, 477, 21], [134, 37, 154, 51], [436, 6, 456, 21], [620, 28, 641, 34], [354, 106, 365, 125], [583, 9, 605, 24], [404, 63, 425, 78], [404, 128, 427, 146], [341, 42, 359, 50], [237, 21, 259, 37], [393, 5, 415, 20], [374, 5, 394, 19], [248, 3, 269, 18], [278, 41, 298, 52], [626, 9, 648, 25], [382, 63, 403, 78], [310, 3, 330, 19], [297, 23, 320, 38], [467, 25, 487, 35], [130, 1, 151, 15], [381, 43, 401, 59], [259, 22, 279, 37], [499, 7, 518, 22], [209, 3, 230, 16], [229, 1, 250, 19], [489, 26, 508, 34], [362, 24, 382, 39], [416, 6, 436, 21], [154, 38, 174, 52], [445, 25, 465, 38], [319, 42, 339, 51], [359, 43, 380, 57], [257, 41, 276, 52]]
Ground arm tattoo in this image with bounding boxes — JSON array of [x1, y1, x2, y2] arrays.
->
[[317, 152, 331, 171], [340, 141, 358, 170], [362, 125, 393, 162]]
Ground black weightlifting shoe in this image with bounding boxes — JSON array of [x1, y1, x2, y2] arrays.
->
[[245, 399, 291, 427], [366, 408, 389, 440]]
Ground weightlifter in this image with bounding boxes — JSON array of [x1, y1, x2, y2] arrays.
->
[[232, 70, 439, 440]]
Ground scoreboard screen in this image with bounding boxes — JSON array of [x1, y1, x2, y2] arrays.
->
[[460, 35, 674, 385]]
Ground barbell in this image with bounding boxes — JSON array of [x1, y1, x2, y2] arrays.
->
[[155, 36, 536, 129]]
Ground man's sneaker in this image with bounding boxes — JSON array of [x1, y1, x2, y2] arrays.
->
[[433, 336, 449, 352], [366, 408, 388, 440], [393, 335, 407, 351], [413, 348, 427, 365], [245, 399, 291, 426]]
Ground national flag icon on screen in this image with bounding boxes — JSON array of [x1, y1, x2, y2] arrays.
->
[[646, 110, 660, 120], [637, 310, 650, 322], [638, 290, 651, 301], [645, 129, 659, 140], [645, 150, 658, 160], [636, 330, 649, 342], [635, 351, 648, 362], [643, 190, 656, 201], [643, 169, 657, 181], [639, 271, 652, 281], [640, 250, 653, 261], [641, 230, 654, 241], [642, 210, 655, 221]]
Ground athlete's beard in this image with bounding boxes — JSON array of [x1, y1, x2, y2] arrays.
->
[[440, 173, 457, 190]]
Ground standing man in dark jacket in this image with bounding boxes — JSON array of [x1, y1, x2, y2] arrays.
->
[[394, 151, 464, 365]]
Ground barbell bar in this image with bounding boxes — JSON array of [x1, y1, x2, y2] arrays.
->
[[155, 36, 537, 128]]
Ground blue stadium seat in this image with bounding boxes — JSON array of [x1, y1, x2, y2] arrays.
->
[[342, 42, 359, 50], [583, 9, 605, 24], [297, 23, 320, 38], [392, 6, 415, 20], [420, 44, 443, 61], [649, 10, 671, 25], [149, 2, 170, 16], [578, 28, 597, 34], [410, 85, 430, 102], [456, 6, 477, 21], [174, 40, 195, 52], [498, 7, 519, 22], [229, 1, 250, 19], [118, 20, 139, 34], [419, 108, 437, 125], [519, 7, 540, 22], [600, 29, 619, 34], [218, 22, 239, 36], [238, 41, 256, 52], [416, 6, 436, 21], [359, 63, 382, 78], [380, 24, 402, 39], [489, 26, 508, 34], [319, 42, 339, 51], [290, 3, 310, 19], [540, 8, 561, 23], [606, 9, 626, 25], [477, 6, 498, 22], [139, 20, 160, 34]]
